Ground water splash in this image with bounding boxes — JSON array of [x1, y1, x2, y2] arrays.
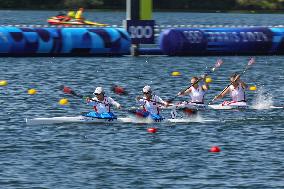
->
[[251, 87, 273, 110], [128, 115, 154, 123], [190, 112, 204, 122], [171, 109, 216, 122]]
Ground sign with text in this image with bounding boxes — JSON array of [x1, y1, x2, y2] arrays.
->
[[125, 20, 155, 44]]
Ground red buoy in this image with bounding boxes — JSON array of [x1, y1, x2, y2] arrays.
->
[[209, 146, 221, 153], [147, 128, 157, 133]]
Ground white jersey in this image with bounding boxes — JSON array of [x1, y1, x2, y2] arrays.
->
[[137, 95, 166, 115], [87, 96, 120, 114], [189, 86, 206, 103], [229, 83, 246, 102]]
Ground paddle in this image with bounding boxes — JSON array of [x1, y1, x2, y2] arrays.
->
[[59, 85, 84, 98], [111, 85, 128, 95], [210, 57, 255, 104], [167, 58, 224, 103], [60, 85, 130, 112]]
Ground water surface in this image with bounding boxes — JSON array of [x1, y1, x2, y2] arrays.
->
[[0, 10, 283, 189]]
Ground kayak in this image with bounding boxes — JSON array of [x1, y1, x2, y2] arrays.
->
[[208, 104, 283, 110], [165, 101, 283, 110], [47, 16, 108, 26], [167, 102, 207, 110], [25, 116, 216, 125], [208, 104, 249, 110]]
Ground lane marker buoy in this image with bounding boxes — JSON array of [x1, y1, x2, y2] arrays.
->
[[59, 98, 69, 105], [205, 77, 212, 83], [209, 146, 221, 153], [249, 86, 257, 91], [28, 88, 37, 95], [171, 71, 181, 76], [0, 80, 8, 86], [147, 127, 157, 133]]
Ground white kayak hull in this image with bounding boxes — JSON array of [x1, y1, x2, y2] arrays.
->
[[26, 116, 131, 125], [208, 104, 283, 110], [25, 116, 215, 125], [208, 104, 249, 110], [165, 102, 283, 110]]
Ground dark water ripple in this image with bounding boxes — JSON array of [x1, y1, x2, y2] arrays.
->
[[0, 10, 283, 188]]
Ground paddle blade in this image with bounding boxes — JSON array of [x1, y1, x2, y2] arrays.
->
[[248, 57, 255, 66], [111, 85, 127, 95], [61, 85, 83, 98], [212, 58, 223, 72], [128, 109, 148, 118], [182, 108, 198, 116], [62, 85, 73, 94]]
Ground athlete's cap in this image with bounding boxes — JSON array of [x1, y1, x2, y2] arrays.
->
[[93, 87, 104, 95], [143, 85, 151, 93]]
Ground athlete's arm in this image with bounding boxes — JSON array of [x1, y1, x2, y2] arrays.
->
[[155, 95, 169, 106], [108, 97, 121, 109], [86, 98, 97, 106], [240, 80, 248, 89], [216, 87, 230, 99], [179, 87, 192, 96]]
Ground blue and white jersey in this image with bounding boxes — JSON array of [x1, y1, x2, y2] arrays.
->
[[87, 96, 120, 114], [137, 95, 166, 115]]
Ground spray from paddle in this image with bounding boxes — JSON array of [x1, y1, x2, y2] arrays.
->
[[251, 87, 274, 110]]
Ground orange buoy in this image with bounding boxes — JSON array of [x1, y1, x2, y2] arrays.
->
[[147, 127, 157, 133], [209, 146, 221, 153]]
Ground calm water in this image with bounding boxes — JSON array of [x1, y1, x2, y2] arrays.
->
[[0, 10, 284, 189]]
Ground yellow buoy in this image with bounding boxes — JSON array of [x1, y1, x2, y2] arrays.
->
[[28, 88, 37, 95], [59, 98, 69, 105], [249, 86, 257, 91], [0, 80, 8, 86], [205, 77, 212, 83], [171, 71, 181, 76]]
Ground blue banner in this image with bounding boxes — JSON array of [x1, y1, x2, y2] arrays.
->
[[125, 20, 155, 44]]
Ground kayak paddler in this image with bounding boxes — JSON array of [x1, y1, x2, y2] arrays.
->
[[85, 87, 121, 119], [214, 73, 247, 106], [177, 75, 210, 105], [67, 10, 76, 19], [135, 85, 169, 121], [75, 8, 84, 20]]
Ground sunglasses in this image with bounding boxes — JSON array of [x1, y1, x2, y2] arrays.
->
[[143, 92, 150, 94], [94, 93, 101, 95]]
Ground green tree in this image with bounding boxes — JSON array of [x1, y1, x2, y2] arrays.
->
[[63, 0, 103, 9], [236, 0, 284, 10]]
